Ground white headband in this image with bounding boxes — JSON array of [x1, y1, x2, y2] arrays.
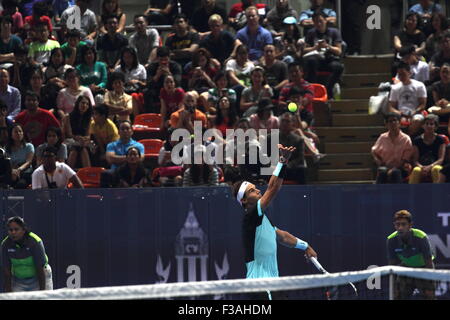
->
[[236, 181, 250, 206]]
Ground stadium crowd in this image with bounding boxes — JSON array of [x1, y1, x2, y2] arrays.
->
[[0, 0, 447, 189]]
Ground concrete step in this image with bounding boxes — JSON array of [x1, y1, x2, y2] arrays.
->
[[343, 55, 393, 74], [332, 114, 384, 127], [318, 168, 374, 181], [315, 126, 385, 142], [341, 87, 378, 99], [324, 142, 374, 154], [312, 180, 375, 185], [342, 73, 390, 88], [318, 153, 374, 169], [330, 100, 369, 114]]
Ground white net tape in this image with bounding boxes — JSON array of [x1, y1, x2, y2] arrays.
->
[[0, 266, 449, 300]]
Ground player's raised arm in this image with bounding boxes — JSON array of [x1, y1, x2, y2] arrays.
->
[[260, 144, 295, 210], [276, 229, 317, 259]]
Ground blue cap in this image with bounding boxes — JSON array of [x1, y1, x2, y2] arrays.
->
[[283, 16, 297, 24]]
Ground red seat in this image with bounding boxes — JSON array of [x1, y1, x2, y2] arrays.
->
[[133, 113, 162, 133], [139, 139, 164, 159], [310, 83, 328, 103], [76, 167, 105, 188]]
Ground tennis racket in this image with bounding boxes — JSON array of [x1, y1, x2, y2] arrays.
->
[[310, 257, 358, 300]]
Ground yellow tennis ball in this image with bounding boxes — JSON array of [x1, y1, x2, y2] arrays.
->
[[288, 102, 298, 113]]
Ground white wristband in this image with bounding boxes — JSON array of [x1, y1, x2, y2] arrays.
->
[[295, 238, 308, 251]]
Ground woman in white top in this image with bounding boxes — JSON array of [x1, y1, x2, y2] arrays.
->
[[225, 44, 255, 88], [114, 47, 147, 94], [56, 68, 95, 115]]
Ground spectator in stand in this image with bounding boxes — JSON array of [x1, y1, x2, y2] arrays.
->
[[274, 16, 302, 64], [19, 0, 44, 18], [96, 15, 128, 71], [63, 95, 93, 169], [144, 0, 172, 25], [60, 29, 87, 67], [393, 45, 429, 84], [28, 22, 60, 66], [15, 90, 60, 147], [89, 104, 119, 167], [372, 112, 414, 184], [0, 99, 13, 129], [100, 120, 144, 187], [7, 123, 34, 188], [98, 0, 126, 35], [12, 43, 32, 90], [236, 6, 273, 62], [0, 15, 23, 68], [115, 146, 149, 188], [21, 67, 54, 112], [0, 0, 24, 35], [32, 145, 84, 189], [424, 12, 448, 61], [199, 14, 240, 66], [409, 0, 444, 37], [299, 0, 336, 35], [429, 64, 450, 124], [165, 14, 200, 68], [129, 14, 160, 68], [145, 46, 182, 113], [203, 71, 237, 114], [389, 61, 427, 137], [279, 62, 314, 115], [52, 0, 75, 24], [213, 95, 238, 137], [226, 44, 254, 90], [185, 48, 218, 95], [228, 0, 268, 31], [170, 90, 207, 132], [60, 0, 97, 43], [0, 68, 20, 122], [114, 46, 147, 94], [35, 126, 67, 166], [302, 10, 344, 99], [182, 144, 219, 187], [56, 68, 95, 116], [43, 48, 71, 87], [258, 44, 288, 98], [393, 12, 426, 59], [409, 114, 445, 184], [160, 74, 185, 130], [23, 1, 53, 35], [191, 0, 227, 35], [264, 0, 298, 40], [104, 71, 132, 123], [156, 127, 183, 187], [240, 66, 273, 117], [76, 45, 108, 97], [286, 85, 317, 141], [429, 32, 450, 84], [249, 97, 279, 133]]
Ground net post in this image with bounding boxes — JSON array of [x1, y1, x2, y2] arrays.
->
[[389, 269, 394, 301]]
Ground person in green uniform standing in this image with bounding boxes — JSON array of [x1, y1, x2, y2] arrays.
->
[[387, 210, 435, 300], [2, 216, 53, 292]]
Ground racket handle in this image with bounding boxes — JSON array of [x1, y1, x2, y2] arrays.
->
[[310, 257, 328, 274]]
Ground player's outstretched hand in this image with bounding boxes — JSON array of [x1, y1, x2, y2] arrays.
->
[[304, 246, 317, 259], [278, 144, 296, 163]]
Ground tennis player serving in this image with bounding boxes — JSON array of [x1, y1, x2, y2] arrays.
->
[[232, 144, 317, 299]]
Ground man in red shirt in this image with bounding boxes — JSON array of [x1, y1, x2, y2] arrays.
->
[[14, 91, 60, 147], [279, 62, 314, 114]]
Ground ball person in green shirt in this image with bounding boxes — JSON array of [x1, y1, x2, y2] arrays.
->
[[2, 216, 53, 292], [387, 210, 435, 300]]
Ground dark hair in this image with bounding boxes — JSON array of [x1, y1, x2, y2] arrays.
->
[[6, 216, 29, 234], [156, 46, 170, 58], [215, 95, 237, 128], [213, 70, 228, 84], [80, 45, 97, 64], [134, 14, 146, 21], [0, 15, 13, 25], [288, 61, 304, 71], [236, 44, 248, 56], [93, 104, 109, 118], [43, 145, 59, 155], [105, 14, 119, 24], [250, 66, 267, 86], [119, 120, 132, 128], [384, 112, 401, 122], [34, 21, 49, 31], [173, 13, 188, 23], [399, 44, 416, 57], [397, 61, 411, 72], [119, 46, 138, 71], [7, 123, 26, 152], [192, 48, 211, 68], [312, 9, 327, 20], [394, 210, 412, 223], [25, 90, 40, 101], [49, 47, 65, 68], [126, 146, 141, 157], [430, 12, 449, 33], [63, 67, 79, 80], [32, 0, 49, 17], [70, 95, 93, 136], [404, 12, 421, 30], [45, 126, 63, 150], [102, 0, 122, 16], [66, 28, 81, 39], [107, 71, 125, 90], [424, 114, 439, 127]]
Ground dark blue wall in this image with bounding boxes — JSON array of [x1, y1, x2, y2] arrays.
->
[[1, 184, 449, 291]]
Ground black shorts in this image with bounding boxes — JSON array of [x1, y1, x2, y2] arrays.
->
[[394, 275, 435, 300]]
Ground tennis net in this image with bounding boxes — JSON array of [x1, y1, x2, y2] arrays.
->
[[0, 266, 449, 300]]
